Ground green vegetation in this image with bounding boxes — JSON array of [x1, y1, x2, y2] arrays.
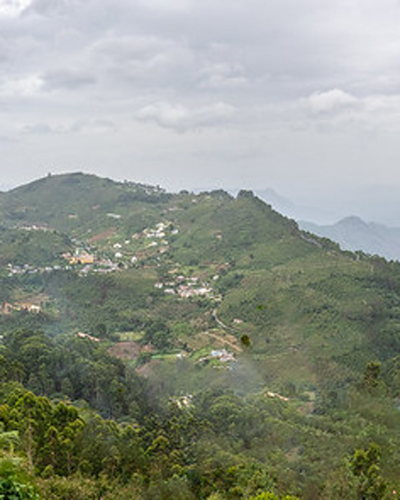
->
[[0, 173, 400, 498]]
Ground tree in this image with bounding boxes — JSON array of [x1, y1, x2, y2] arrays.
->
[[0, 459, 39, 499], [363, 361, 382, 392], [350, 444, 387, 499]]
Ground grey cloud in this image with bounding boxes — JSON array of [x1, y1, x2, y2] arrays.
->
[[21, 119, 116, 134], [134, 0, 193, 14], [71, 119, 117, 133], [136, 101, 236, 132], [198, 63, 248, 89], [0, 34, 43, 67], [42, 69, 96, 91], [23, 0, 78, 17], [2, 0, 400, 201], [0, 134, 19, 143], [89, 34, 196, 89], [21, 123, 55, 134]]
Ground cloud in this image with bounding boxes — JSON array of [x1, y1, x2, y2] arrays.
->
[[198, 63, 248, 89], [136, 101, 236, 132], [90, 34, 195, 86], [135, 0, 193, 13], [0, 0, 32, 17], [21, 119, 116, 135], [0, 133, 18, 143], [303, 89, 400, 119], [22, 0, 74, 16], [0, 74, 43, 97], [21, 123, 55, 134], [42, 69, 96, 91], [3, 0, 400, 196], [305, 89, 360, 114], [290, 89, 400, 137]]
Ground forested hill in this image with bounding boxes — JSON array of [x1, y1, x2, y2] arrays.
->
[[0, 172, 400, 499]]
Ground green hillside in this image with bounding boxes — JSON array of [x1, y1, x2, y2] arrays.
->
[[0, 173, 399, 499]]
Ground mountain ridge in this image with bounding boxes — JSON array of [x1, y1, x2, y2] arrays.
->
[[300, 216, 400, 261]]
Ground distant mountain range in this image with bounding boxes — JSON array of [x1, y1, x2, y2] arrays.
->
[[257, 185, 400, 226], [253, 188, 400, 261], [299, 216, 400, 261]]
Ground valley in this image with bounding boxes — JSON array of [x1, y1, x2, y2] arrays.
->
[[0, 173, 399, 499]]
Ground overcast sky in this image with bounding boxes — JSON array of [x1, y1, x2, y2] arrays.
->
[[2, 0, 400, 221]]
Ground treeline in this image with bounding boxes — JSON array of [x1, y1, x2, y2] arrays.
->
[[0, 329, 148, 420], [0, 381, 396, 499], [0, 383, 301, 499]]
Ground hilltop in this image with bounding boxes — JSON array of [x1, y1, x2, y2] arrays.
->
[[0, 172, 169, 232]]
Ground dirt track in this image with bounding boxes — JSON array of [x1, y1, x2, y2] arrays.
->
[[203, 330, 242, 353]]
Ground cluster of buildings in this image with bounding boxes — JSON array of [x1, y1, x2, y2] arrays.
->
[[6, 262, 65, 276], [97, 221, 178, 264], [197, 348, 236, 365], [63, 250, 95, 265], [2, 300, 42, 315], [62, 247, 127, 275], [6, 250, 121, 278], [6, 220, 177, 280], [77, 259, 122, 276], [155, 274, 214, 299], [137, 221, 178, 244], [143, 222, 169, 239], [19, 224, 50, 232]]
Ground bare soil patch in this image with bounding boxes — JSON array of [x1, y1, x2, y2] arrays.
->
[[108, 342, 140, 359], [88, 227, 117, 244]]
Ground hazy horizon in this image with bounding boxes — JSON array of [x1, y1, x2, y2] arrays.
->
[[2, 0, 400, 224], [3, 170, 400, 227]]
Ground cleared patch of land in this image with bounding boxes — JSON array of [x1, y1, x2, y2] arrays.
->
[[108, 341, 153, 360], [88, 227, 117, 243]]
